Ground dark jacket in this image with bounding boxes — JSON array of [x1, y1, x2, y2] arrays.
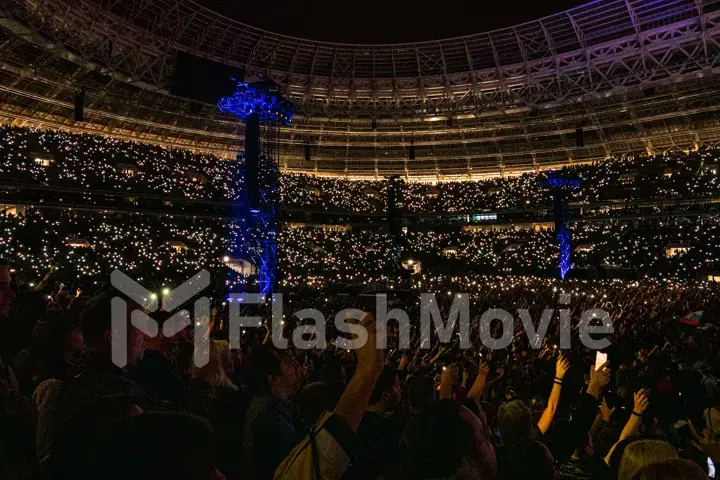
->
[[243, 395, 299, 480]]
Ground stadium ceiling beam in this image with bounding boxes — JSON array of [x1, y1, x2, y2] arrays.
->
[[696, 0, 710, 59], [7, 0, 719, 118], [6, 57, 720, 151], [623, 0, 647, 72]]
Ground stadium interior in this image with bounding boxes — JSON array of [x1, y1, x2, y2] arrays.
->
[[3, 0, 720, 479]]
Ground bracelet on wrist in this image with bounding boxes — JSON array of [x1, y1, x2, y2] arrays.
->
[[554, 380, 563, 385], [632, 411, 643, 417]]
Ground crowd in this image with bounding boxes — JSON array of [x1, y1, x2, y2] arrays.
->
[[2, 125, 720, 214], [281, 214, 720, 285], [3, 124, 720, 480], [3, 209, 720, 292], [3, 241, 720, 479], [0, 127, 244, 201]]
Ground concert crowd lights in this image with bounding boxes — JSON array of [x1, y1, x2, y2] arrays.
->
[[4, 207, 720, 292], [1, 126, 720, 214]]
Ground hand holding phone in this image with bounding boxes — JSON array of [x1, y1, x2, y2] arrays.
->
[[595, 351, 608, 371]]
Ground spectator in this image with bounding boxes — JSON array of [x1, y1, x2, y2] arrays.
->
[[274, 312, 385, 480], [496, 400, 556, 480], [242, 346, 302, 480], [353, 364, 402, 479], [392, 399, 480, 480], [630, 458, 708, 480], [188, 340, 249, 480], [617, 440, 679, 480]]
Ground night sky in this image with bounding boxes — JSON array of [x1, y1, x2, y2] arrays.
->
[[198, 0, 588, 44]]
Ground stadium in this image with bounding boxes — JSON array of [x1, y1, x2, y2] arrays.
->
[[2, 0, 720, 178], [2, 0, 720, 479]]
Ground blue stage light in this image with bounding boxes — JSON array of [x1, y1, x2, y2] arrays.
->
[[218, 82, 295, 125], [558, 228, 572, 280], [219, 80, 290, 296], [543, 173, 580, 280], [541, 177, 582, 189]]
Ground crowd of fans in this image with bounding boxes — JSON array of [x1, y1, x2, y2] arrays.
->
[[2, 125, 720, 214], [3, 124, 720, 480], [3, 232, 720, 479], [2, 209, 720, 291], [0, 127, 243, 201]]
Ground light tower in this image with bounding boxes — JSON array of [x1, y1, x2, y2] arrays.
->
[[541, 176, 581, 280], [219, 78, 295, 294]]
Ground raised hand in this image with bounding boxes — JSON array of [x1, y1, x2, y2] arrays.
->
[[587, 360, 610, 399], [439, 363, 459, 399], [603, 385, 651, 464], [468, 361, 491, 400], [398, 352, 410, 371], [333, 312, 386, 434], [601, 397, 616, 422], [556, 355, 571, 379], [633, 388, 650, 414], [354, 313, 385, 378]]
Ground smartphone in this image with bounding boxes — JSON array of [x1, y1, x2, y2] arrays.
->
[[709, 457, 716, 478], [595, 351, 608, 371], [674, 420, 692, 439]]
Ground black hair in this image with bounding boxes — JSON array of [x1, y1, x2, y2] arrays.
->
[[398, 399, 476, 479], [80, 292, 143, 349], [297, 381, 343, 433], [246, 344, 292, 396]]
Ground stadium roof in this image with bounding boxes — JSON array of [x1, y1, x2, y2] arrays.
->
[[1, 0, 720, 179], [198, 0, 587, 44]]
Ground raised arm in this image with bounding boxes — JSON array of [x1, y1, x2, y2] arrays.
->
[[33, 266, 54, 292], [275, 313, 385, 480], [586, 361, 611, 401], [428, 345, 446, 365], [333, 313, 384, 432], [467, 361, 490, 400], [439, 363, 459, 400], [397, 352, 410, 371], [537, 355, 570, 435], [604, 389, 649, 464], [589, 398, 615, 437]]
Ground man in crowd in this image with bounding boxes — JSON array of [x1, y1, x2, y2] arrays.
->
[[242, 345, 303, 480], [353, 364, 402, 479]]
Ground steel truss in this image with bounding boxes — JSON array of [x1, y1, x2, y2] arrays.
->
[[3, 0, 720, 178], [4, 0, 720, 117], [237, 121, 280, 295], [253, 122, 279, 295]]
